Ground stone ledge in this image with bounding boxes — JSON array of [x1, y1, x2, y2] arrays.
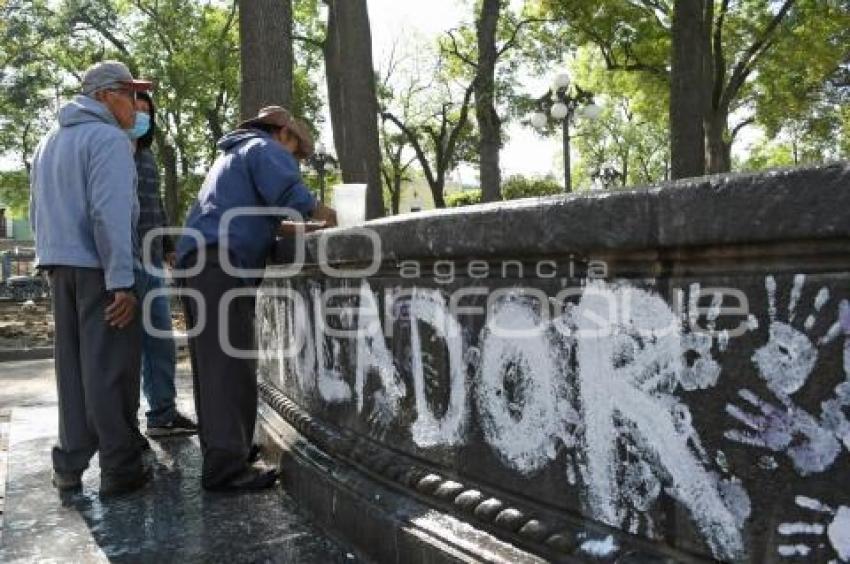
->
[[269, 164, 850, 266], [257, 382, 697, 564]]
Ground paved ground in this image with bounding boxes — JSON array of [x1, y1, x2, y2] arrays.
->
[[0, 408, 8, 539], [0, 359, 360, 563]]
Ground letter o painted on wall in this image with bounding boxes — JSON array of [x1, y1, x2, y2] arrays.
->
[[476, 299, 571, 475]]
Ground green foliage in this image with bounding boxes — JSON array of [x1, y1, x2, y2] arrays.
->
[[0, 170, 30, 217], [749, 1, 850, 153], [531, 0, 670, 77], [302, 170, 341, 200], [0, 0, 325, 224], [500, 174, 562, 199], [737, 141, 795, 172], [531, 0, 850, 177], [446, 189, 482, 207]]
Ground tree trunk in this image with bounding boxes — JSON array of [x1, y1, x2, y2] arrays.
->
[[670, 0, 708, 179], [392, 175, 402, 215], [324, 0, 384, 219], [621, 149, 629, 187], [476, 0, 502, 202], [238, 0, 293, 120], [431, 182, 446, 209], [705, 108, 732, 173]]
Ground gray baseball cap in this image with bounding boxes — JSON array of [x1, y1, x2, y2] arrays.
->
[[81, 60, 153, 95]]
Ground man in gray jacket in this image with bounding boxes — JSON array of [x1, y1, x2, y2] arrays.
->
[[30, 61, 153, 497]]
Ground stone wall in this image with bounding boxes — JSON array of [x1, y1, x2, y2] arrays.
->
[[256, 164, 850, 563]]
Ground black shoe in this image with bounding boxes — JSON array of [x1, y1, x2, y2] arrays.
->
[[100, 465, 152, 498], [146, 413, 198, 438], [52, 470, 83, 491], [203, 466, 279, 492], [248, 444, 262, 463]]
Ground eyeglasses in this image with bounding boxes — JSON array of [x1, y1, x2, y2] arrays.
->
[[107, 88, 137, 102]]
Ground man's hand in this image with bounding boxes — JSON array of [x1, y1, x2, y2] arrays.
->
[[105, 291, 137, 329], [311, 203, 338, 227], [278, 220, 327, 236]]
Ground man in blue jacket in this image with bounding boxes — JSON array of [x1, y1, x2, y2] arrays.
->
[[30, 61, 153, 496], [176, 106, 336, 491]]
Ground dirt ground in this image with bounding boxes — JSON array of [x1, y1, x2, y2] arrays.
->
[[0, 299, 186, 350], [0, 300, 53, 349]]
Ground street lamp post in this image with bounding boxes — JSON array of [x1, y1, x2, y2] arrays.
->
[[591, 162, 625, 190], [531, 72, 601, 193], [307, 142, 338, 204]]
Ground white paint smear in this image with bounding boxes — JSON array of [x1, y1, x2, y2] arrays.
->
[[747, 314, 760, 331], [575, 281, 745, 561], [821, 322, 843, 346], [796, 496, 834, 514], [355, 282, 405, 426], [777, 544, 812, 557], [766, 275, 778, 322], [409, 289, 468, 448], [313, 287, 352, 403], [815, 287, 831, 312], [828, 506, 850, 561], [720, 478, 752, 527], [580, 535, 619, 557], [778, 522, 825, 535], [788, 274, 806, 322], [291, 290, 317, 394], [476, 298, 575, 474]]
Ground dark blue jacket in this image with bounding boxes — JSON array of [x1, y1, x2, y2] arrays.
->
[[176, 129, 317, 271]]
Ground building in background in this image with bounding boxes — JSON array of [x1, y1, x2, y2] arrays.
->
[[0, 201, 36, 281]]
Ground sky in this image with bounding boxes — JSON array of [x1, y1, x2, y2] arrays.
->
[[359, 0, 762, 182], [2, 1, 760, 178], [0, 0, 558, 177], [355, 0, 561, 182]]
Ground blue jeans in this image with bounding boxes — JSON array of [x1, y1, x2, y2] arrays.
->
[[135, 264, 177, 426]]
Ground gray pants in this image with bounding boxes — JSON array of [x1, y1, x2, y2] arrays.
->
[[49, 266, 144, 476], [182, 255, 257, 488]]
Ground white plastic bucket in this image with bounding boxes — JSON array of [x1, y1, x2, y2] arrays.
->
[[332, 183, 367, 227]]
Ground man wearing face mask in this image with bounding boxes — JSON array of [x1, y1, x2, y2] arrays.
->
[[29, 61, 153, 497], [129, 91, 198, 439]]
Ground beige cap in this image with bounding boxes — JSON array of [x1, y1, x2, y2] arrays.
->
[[288, 118, 315, 160], [238, 106, 315, 159], [237, 105, 293, 130]]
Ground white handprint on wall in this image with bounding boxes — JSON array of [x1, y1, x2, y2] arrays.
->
[[725, 274, 850, 475], [725, 389, 841, 475], [679, 283, 758, 392], [821, 300, 850, 451], [752, 275, 842, 401], [679, 283, 725, 391], [777, 495, 850, 562]]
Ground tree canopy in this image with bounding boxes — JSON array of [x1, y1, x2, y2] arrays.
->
[[1, 0, 847, 221]]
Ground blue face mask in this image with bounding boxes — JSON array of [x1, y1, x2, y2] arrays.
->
[[128, 111, 151, 139]]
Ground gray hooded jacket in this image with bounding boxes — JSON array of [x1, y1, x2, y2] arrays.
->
[[30, 95, 139, 290]]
